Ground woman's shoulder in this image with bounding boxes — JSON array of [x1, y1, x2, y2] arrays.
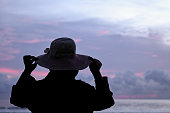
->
[[75, 80, 95, 91]]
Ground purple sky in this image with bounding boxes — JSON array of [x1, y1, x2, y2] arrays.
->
[[1, 0, 170, 106]]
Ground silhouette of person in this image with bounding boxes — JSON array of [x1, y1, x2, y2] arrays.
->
[[10, 37, 114, 113]]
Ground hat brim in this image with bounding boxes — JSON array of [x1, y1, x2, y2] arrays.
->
[[36, 54, 91, 70]]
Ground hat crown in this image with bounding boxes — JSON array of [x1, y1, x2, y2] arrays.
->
[[36, 37, 90, 70], [50, 37, 76, 57]]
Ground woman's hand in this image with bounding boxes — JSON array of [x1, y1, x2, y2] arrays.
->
[[89, 57, 103, 80], [23, 55, 38, 74]]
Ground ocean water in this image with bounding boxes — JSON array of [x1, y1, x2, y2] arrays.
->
[[1, 99, 170, 113]]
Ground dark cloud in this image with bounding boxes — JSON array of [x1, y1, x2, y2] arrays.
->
[[0, 74, 11, 93], [76, 70, 170, 99], [107, 70, 170, 99], [0, 73, 19, 106], [145, 70, 170, 85], [0, 73, 19, 101], [0, 69, 170, 102]]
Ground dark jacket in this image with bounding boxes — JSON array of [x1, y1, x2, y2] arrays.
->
[[10, 72, 114, 113]]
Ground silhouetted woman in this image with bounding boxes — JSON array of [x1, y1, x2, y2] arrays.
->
[[10, 37, 114, 113]]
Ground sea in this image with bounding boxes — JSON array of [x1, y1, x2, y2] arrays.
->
[[0, 99, 170, 113]]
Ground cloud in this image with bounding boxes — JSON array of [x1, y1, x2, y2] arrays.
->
[[108, 70, 170, 99], [0, 73, 12, 93], [0, 47, 20, 61], [73, 38, 81, 43], [21, 39, 52, 44], [77, 70, 170, 99], [32, 71, 48, 77], [135, 72, 144, 77], [0, 54, 15, 61], [22, 39, 43, 44], [99, 30, 110, 35], [0, 27, 20, 61], [20, 38, 81, 44], [21, 17, 33, 23], [3, 0, 170, 27], [0, 67, 48, 80], [142, 52, 159, 58], [1, 11, 170, 75], [0, 68, 170, 101], [0, 73, 19, 101], [0, 0, 8, 7], [0, 27, 17, 46], [0, 67, 20, 75], [145, 70, 170, 86], [2, 27, 16, 36], [0, 67, 48, 101]]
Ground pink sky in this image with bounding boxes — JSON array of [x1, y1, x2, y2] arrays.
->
[[0, 67, 48, 78]]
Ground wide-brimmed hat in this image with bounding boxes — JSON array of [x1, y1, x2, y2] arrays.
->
[[36, 37, 91, 70]]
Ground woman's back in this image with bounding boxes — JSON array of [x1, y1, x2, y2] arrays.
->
[[29, 76, 96, 113]]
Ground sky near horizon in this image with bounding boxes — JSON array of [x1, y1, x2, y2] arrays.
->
[[1, 0, 170, 105]]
